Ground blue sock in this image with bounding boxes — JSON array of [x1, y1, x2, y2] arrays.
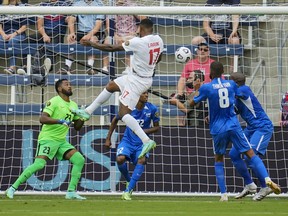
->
[[126, 164, 144, 192], [229, 148, 253, 185], [245, 155, 266, 188], [214, 162, 226, 194], [117, 163, 131, 183], [248, 155, 268, 183]]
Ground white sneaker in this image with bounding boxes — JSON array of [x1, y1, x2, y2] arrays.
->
[[235, 182, 257, 199], [219, 193, 228, 202], [253, 187, 273, 201], [17, 68, 26, 75], [102, 66, 108, 72], [43, 58, 52, 76]]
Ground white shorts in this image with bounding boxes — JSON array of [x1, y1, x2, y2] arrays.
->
[[114, 74, 153, 110]]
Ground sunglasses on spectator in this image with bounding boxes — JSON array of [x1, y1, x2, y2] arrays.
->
[[198, 48, 209, 52]]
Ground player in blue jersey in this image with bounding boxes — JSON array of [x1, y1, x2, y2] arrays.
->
[[105, 91, 160, 200], [228, 72, 275, 201], [190, 61, 280, 201]]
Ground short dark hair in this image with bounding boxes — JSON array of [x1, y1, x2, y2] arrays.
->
[[193, 70, 205, 82], [140, 18, 154, 29], [230, 72, 246, 86], [210, 61, 224, 78], [55, 79, 68, 93]]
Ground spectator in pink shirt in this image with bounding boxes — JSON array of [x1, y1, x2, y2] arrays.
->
[[177, 42, 214, 97], [172, 42, 214, 126], [102, 0, 146, 74]]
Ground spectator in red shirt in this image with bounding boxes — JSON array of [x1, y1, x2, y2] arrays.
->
[[171, 42, 214, 126], [177, 42, 214, 97]]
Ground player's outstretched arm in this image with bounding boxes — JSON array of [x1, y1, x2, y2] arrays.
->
[[105, 116, 120, 149], [80, 39, 124, 52], [143, 121, 160, 135], [40, 112, 72, 127]]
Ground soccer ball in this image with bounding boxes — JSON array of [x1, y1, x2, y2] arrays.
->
[[175, 47, 192, 63]]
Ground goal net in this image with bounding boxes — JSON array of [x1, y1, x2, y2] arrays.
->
[[0, 0, 288, 196]]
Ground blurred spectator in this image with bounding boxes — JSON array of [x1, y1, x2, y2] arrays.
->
[[102, 0, 147, 74], [174, 42, 213, 126], [0, 0, 29, 75], [191, 0, 241, 73], [61, 0, 105, 75], [192, 0, 241, 46], [280, 92, 288, 127], [169, 70, 208, 126], [26, 0, 72, 73]]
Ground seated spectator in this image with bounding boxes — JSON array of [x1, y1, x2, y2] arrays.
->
[[169, 70, 208, 126], [280, 91, 288, 127], [102, 0, 146, 74], [0, 0, 29, 75], [191, 0, 241, 72], [175, 42, 214, 125], [60, 0, 105, 75], [26, 0, 72, 73]]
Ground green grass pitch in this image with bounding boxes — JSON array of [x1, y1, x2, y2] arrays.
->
[[0, 195, 287, 216]]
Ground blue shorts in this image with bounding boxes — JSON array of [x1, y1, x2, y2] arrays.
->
[[244, 127, 273, 156], [116, 140, 149, 165], [212, 127, 251, 155]]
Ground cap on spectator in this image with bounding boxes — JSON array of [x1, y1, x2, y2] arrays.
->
[[197, 42, 209, 48]]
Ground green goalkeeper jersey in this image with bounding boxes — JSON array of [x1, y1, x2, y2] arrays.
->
[[38, 95, 80, 142]]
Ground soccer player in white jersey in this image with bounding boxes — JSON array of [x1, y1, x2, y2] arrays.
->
[[73, 18, 164, 158]]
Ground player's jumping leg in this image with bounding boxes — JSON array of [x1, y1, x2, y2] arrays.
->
[[229, 147, 257, 199], [246, 153, 281, 195], [6, 158, 47, 199], [122, 157, 145, 201], [214, 160, 228, 202], [72, 86, 114, 121], [65, 152, 86, 200]]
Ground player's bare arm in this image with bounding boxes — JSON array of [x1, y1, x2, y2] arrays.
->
[[105, 116, 119, 149], [80, 39, 124, 52], [143, 121, 160, 135], [39, 112, 60, 124]]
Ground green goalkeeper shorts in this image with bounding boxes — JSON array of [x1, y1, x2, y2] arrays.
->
[[36, 140, 75, 161]]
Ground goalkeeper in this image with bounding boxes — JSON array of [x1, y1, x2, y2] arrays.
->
[[6, 79, 88, 200], [105, 91, 160, 201]]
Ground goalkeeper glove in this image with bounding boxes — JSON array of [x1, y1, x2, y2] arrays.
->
[[58, 119, 72, 127]]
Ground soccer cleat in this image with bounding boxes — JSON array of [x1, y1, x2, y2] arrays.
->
[[266, 179, 281, 195], [219, 193, 228, 202], [5, 186, 16, 199], [138, 140, 156, 158], [121, 191, 132, 201], [65, 192, 86, 200], [235, 182, 257, 199], [43, 57, 52, 76], [71, 108, 91, 121], [252, 187, 273, 201]]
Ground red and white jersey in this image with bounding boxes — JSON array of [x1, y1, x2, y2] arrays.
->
[[122, 34, 164, 77]]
